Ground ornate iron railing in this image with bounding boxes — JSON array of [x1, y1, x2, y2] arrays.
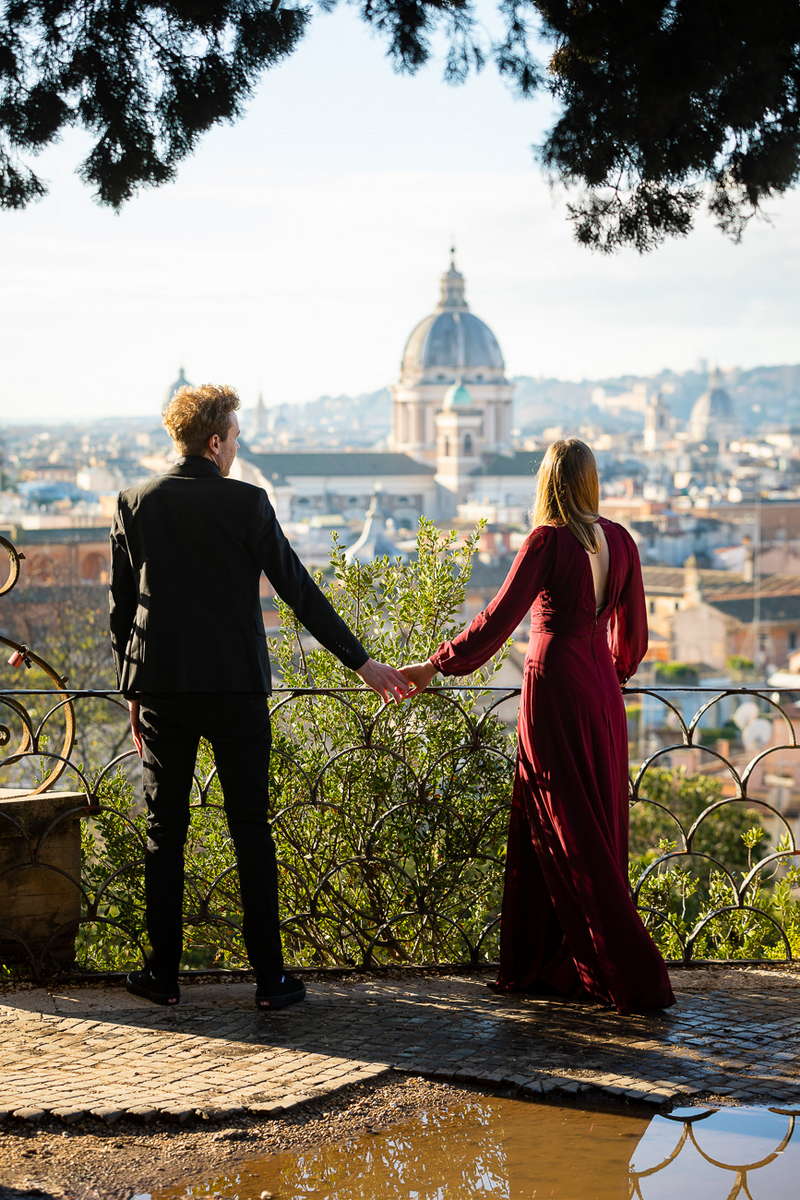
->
[[1, 532, 799, 980]]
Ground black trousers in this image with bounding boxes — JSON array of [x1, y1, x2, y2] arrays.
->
[[138, 693, 283, 981]]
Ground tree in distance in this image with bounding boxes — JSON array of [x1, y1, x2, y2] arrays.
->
[[1, 0, 798, 251]]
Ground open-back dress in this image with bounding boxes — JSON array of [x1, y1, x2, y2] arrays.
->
[[429, 517, 675, 1014]]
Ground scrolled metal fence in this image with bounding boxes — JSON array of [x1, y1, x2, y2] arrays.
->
[[0, 679, 797, 981], [626, 683, 800, 962], [1, 531, 799, 981]]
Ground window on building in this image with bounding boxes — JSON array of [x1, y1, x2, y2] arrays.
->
[[29, 553, 55, 584], [464, 433, 474, 455], [80, 551, 106, 583], [649, 600, 656, 615], [789, 631, 797, 651]]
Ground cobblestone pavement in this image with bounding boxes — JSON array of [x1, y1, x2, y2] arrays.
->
[[0, 967, 797, 1122]]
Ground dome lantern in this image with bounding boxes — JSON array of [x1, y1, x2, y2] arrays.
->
[[438, 246, 468, 310]]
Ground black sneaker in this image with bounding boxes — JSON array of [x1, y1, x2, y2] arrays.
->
[[126, 968, 180, 1007], [255, 973, 306, 1011]]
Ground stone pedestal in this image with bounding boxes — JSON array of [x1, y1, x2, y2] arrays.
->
[[0, 790, 86, 968]]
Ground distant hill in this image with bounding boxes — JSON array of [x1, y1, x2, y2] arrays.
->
[[512, 363, 800, 434], [289, 364, 800, 439]]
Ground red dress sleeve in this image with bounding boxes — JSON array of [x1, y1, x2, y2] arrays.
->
[[607, 529, 649, 684], [430, 525, 554, 676]]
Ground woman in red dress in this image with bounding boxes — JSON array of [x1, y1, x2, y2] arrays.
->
[[401, 439, 674, 1014]]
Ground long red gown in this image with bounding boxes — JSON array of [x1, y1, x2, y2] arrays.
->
[[430, 517, 675, 1013]]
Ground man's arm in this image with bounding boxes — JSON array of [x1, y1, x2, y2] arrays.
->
[[254, 489, 368, 669], [253, 491, 411, 701], [108, 495, 137, 692]]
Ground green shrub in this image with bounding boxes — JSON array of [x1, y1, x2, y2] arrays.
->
[[654, 661, 700, 686]]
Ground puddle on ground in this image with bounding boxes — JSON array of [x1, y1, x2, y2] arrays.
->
[[151, 1098, 800, 1200]]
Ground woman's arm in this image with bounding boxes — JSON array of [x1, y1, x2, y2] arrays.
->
[[404, 526, 554, 687], [607, 530, 649, 684]]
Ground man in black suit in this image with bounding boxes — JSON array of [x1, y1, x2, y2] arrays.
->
[[109, 384, 410, 1009]]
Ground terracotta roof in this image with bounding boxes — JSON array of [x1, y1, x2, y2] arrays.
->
[[708, 575, 800, 599], [710, 595, 800, 622], [642, 566, 745, 594], [643, 565, 800, 601], [1, 526, 109, 545], [242, 451, 436, 478], [470, 450, 544, 477]]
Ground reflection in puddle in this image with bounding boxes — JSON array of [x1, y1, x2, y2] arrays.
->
[[154, 1099, 800, 1200], [631, 1105, 800, 1199]]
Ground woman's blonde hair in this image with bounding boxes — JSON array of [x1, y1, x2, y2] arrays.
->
[[532, 438, 601, 552]]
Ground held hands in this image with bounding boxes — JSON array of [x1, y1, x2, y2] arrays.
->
[[128, 699, 143, 757], [397, 660, 437, 697], [356, 658, 415, 703], [356, 657, 437, 702]]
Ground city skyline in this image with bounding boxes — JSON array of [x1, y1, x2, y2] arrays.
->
[[1, 5, 799, 422]]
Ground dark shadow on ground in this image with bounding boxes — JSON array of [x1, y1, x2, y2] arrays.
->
[[2, 969, 798, 1104]]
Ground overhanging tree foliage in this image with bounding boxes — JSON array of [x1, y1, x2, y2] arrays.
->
[[1, 0, 798, 251]]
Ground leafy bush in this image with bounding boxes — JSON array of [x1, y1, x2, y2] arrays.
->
[[630, 768, 798, 960], [727, 655, 755, 680], [654, 661, 701, 686]]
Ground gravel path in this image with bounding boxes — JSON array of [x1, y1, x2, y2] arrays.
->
[[0, 1076, 475, 1200]]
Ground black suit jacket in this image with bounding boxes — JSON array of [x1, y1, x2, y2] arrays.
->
[[109, 456, 368, 696]]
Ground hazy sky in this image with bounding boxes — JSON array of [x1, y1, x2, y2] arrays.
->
[[2, 5, 799, 422]]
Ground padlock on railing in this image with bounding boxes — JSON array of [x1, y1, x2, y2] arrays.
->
[[7, 644, 32, 669]]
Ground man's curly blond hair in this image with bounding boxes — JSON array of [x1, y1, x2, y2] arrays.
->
[[163, 384, 240, 456]]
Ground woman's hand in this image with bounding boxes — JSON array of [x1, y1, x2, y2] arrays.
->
[[398, 660, 437, 697], [356, 658, 415, 703]]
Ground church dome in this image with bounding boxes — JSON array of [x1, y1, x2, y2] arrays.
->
[[689, 369, 735, 440], [401, 251, 505, 376]]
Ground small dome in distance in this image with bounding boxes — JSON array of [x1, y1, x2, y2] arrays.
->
[[443, 380, 473, 409], [166, 366, 192, 404]]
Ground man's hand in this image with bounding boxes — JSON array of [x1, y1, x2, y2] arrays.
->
[[128, 699, 143, 757], [356, 658, 415, 703], [398, 660, 438, 697]]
